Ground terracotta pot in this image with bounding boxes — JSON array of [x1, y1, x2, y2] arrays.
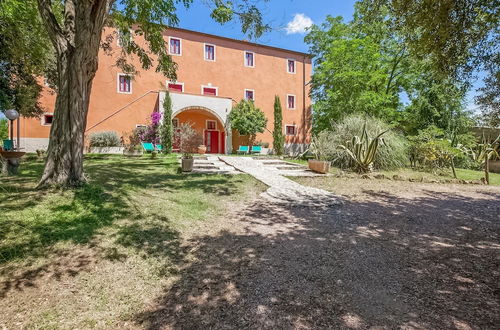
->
[[308, 159, 330, 174], [198, 145, 207, 154], [181, 158, 194, 172]]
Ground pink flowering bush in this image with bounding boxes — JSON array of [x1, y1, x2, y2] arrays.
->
[[140, 112, 162, 145]]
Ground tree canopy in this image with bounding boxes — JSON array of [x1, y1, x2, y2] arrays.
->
[[229, 100, 268, 137], [306, 1, 475, 134]]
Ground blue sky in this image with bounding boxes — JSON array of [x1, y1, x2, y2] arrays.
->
[[175, 0, 355, 54], [175, 0, 482, 112]]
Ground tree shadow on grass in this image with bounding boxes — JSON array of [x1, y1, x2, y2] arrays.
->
[[0, 156, 246, 299], [133, 188, 500, 329]]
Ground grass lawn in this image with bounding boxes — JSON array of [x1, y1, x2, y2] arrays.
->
[[285, 158, 500, 186], [0, 154, 265, 328]]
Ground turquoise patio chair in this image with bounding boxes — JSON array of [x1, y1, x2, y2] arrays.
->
[[155, 144, 163, 152], [3, 139, 14, 151], [141, 142, 154, 153], [237, 146, 249, 154], [251, 145, 262, 154]]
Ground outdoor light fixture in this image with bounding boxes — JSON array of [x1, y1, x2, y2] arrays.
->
[[4, 109, 20, 150], [4, 109, 19, 121]]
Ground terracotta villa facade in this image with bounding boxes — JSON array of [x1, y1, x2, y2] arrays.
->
[[14, 27, 313, 154]]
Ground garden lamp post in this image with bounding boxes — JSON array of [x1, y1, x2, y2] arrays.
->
[[4, 109, 20, 150]]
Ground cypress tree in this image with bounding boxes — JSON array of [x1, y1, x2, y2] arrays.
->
[[160, 91, 173, 153], [273, 95, 285, 155]]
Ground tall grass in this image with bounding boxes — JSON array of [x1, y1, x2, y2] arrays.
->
[[317, 114, 408, 170]]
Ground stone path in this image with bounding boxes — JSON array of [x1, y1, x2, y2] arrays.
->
[[220, 156, 337, 206]]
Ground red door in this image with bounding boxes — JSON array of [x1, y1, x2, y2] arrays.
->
[[204, 131, 219, 154]]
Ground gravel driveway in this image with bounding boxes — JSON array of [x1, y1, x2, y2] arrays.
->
[[135, 180, 500, 330]]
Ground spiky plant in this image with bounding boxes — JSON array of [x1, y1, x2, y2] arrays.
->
[[337, 123, 388, 173]]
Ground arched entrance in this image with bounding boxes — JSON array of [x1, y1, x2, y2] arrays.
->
[[173, 107, 226, 154]]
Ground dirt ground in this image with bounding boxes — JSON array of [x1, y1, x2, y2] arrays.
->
[[135, 179, 500, 329]]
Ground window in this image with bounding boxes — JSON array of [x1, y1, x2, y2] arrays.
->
[[202, 86, 218, 96], [117, 74, 132, 94], [167, 81, 184, 92], [285, 125, 297, 136], [206, 120, 217, 130], [244, 89, 255, 101], [169, 37, 181, 55], [136, 124, 147, 129], [244, 51, 255, 67], [204, 44, 215, 61], [172, 118, 179, 128], [287, 59, 296, 74], [42, 114, 54, 126], [287, 95, 296, 109]]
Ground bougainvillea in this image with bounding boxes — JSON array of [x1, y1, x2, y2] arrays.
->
[[140, 111, 162, 144]]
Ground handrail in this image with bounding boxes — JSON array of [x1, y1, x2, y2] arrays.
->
[[85, 90, 159, 132]]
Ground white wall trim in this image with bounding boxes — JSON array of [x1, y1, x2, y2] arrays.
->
[[167, 80, 185, 92], [287, 58, 297, 74], [41, 112, 54, 126], [244, 89, 255, 101], [201, 85, 219, 96], [203, 43, 216, 61], [117, 73, 133, 94], [285, 124, 297, 136], [286, 94, 296, 110], [206, 119, 217, 130], [244, 50, 255, 68], [168, 37, 182, 56]]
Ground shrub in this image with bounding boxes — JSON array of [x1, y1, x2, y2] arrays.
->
[[0, 118, 8, 140], [229, 100, 267, 144], [175, 122, 203, 158], [408, 126, 463, 177], [89, 131, 121, 147], [325, 114, 408, 170]]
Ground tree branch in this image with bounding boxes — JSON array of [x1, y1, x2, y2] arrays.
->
[[37, 0, 66, 53]]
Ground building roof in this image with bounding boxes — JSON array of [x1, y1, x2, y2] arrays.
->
[[167, 26, 312, 58]]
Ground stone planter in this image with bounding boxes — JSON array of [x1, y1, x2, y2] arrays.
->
[[198, 145, 207, 154], [260, 147, 270, 155], [90, 146, 124, 154], [123, 149, 143, 157], [181, 158, 194, 172], [308, 159, 330, 174]]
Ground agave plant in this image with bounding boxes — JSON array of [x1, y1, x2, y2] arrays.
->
[[337, 123, 388, 173]]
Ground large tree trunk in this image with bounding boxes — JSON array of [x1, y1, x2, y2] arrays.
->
[[37, 0, 112, 187]]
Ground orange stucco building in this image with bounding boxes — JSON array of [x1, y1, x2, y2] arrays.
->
[[15, 27, 312, 154]]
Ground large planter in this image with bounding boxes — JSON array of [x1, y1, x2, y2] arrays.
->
[[198, 145, 207, 154], [181, 158, 194, 172], [90, 146, 124, 154], [308, 159, 330, 174]]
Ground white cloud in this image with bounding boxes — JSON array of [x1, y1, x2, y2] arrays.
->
[[285, 13, 313, 35]]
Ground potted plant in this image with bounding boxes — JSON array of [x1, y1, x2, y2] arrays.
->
[[198, 144, 207, 154], [176, 123, 203, 172]]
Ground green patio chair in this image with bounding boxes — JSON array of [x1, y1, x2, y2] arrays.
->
[[251, 145, 262, 154], [141, 142, 154, 153], [3, 139, 14, 151], [155, 144, 163, 152], [237, 146, 249, 154]]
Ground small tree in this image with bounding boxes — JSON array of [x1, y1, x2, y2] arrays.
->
[[160, 91, 173, 153], [229, 100, 267, 145], [273, 95, 284, 155], [140, 112, 162, 145], [0, 119, 8, 140]]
